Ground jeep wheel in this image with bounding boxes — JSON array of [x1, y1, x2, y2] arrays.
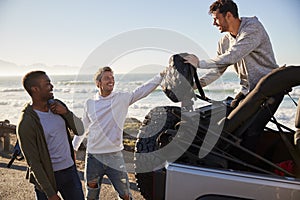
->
[[134, 106, 181, 200]]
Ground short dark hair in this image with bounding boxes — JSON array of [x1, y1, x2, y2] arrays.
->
[[94, 66, 113, 83], [209, 0, 239, 18], [22, 71, 46, 96]]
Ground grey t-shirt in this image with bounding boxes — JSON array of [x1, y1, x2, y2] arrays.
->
[[199, 16, 278, 94], [34, 109, 74, 171]]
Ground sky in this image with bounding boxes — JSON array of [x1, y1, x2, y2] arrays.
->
[[0, 0, 300, 76]]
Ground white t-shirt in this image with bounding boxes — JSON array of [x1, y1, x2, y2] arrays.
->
[[72, 73, 162, 154]]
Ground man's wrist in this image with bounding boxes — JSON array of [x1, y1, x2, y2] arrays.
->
[[197, 60, 201, 68]]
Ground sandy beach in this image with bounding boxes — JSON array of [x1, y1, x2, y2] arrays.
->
[[0, 152, 145, 200], [0, 119, 145, 200]]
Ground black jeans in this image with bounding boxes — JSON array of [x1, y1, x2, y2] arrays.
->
[[35, 164, 84, 200]]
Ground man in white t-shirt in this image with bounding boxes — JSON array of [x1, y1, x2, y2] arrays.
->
[[73, 66, 165, 200]]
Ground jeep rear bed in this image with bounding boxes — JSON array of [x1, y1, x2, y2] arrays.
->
[[165, 162, 300, 200]]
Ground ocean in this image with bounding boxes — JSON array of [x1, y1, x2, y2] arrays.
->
[[0, 72, 299, 131]]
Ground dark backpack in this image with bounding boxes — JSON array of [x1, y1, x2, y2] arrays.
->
[[161, 53, 207, 103]]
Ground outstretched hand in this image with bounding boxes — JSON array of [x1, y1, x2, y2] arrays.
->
[[160, 67, 167, 78], [184, 54, 199, 68]]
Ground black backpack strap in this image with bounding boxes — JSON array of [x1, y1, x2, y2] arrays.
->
[[7, 140, 24, 168], [192, 67, 211, 102]]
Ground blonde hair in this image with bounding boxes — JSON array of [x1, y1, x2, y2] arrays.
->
[[94, 66, 113, 83]]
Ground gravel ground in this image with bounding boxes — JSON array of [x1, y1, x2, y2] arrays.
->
[[0, 134, 145, 200]]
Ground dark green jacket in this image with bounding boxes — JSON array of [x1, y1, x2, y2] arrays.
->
[[17, 100, 84, 198]]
